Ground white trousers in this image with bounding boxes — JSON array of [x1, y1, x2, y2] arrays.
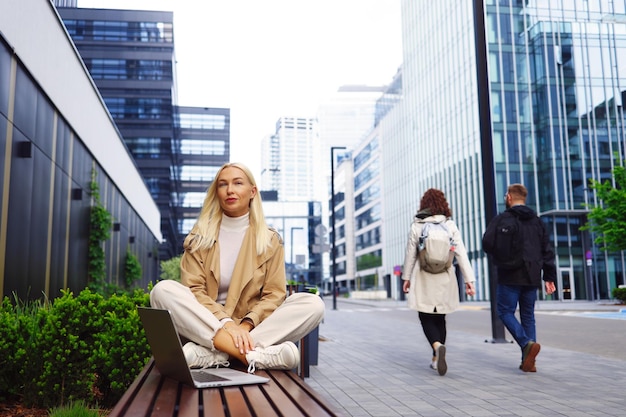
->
[[150, 279, 325, 349]]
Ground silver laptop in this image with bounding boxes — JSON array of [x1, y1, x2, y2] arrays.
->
[[137, 307, 269, 388]]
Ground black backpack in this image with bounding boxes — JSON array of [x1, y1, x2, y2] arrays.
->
[[488, 213, 524, 269]]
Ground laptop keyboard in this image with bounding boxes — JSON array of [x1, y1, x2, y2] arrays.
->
[[191, 370, 230, 383]]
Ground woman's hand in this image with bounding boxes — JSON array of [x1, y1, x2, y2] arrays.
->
[[402, 279, 410, 293], [465, 282, 476, 296], [222, 322, 255, 355]]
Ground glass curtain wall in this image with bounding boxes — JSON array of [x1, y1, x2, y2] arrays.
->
[[488, 0, 626, 299]]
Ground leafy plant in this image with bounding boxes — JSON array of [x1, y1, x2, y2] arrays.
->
[[0, 294, 46, 403], [159, 254, 182, 281], [613, 287, 626, 304], [583, 165, 626, 252], [88, 169, 112, 292], [124, 250, 142, 287], [0, 288, 151, 409]]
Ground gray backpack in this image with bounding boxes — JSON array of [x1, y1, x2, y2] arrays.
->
[[418, 222, 455, 274]]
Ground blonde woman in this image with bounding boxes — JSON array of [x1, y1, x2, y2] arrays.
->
[[151, 162, 324, 372]]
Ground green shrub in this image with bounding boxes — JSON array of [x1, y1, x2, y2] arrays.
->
[[0, 288, 151, 409], [0, 295, 46, 402], [613, 287, 626, 304], [124, 250, 142, 287]]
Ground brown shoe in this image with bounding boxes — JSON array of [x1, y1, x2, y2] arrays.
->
[[521, 342, 540, 372], [519, 363, 537, 372]]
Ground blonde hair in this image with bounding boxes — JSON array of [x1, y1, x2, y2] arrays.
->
[[187, 162, 273, 255]]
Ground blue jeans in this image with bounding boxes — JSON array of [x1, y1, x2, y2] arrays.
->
[[496, 284, 537, 355]]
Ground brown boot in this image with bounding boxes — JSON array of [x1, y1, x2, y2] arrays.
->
[[521, 342, 540, 372]]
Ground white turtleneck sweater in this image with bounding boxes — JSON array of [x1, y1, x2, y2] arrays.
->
[[217, 213, 249, 303]]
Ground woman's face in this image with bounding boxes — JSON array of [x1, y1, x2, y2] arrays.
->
[[216, 166, 257, 217]]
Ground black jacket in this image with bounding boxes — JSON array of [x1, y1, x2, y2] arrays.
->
[[482, 205, 556, 286]]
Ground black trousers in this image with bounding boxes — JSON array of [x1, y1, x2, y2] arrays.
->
[[418, 311, 447, 356]]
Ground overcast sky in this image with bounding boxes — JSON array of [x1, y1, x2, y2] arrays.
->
[[77, 0, 403, 177]]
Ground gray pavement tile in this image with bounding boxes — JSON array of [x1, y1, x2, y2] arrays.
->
[[308, 298, 626, 417]]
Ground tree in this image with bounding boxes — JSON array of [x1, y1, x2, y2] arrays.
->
[[583, 166, 626, 252], [160, 255, 182, 281]]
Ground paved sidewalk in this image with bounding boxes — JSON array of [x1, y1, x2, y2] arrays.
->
[[306, 297, 626, 417]]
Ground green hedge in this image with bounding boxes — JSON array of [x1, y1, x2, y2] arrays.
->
[[613, 287, 626, 304], [0, 288, 151, 409]]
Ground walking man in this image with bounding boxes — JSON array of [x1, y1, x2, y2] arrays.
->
[[482, 184, 556, 372]]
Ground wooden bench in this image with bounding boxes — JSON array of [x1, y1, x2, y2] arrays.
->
[[108, 358, 339, 417]]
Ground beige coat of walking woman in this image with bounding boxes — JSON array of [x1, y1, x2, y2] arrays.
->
[[402, 214, 475, 314]]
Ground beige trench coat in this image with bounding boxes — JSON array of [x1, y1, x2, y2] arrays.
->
[[180, 227, 286, 327], [402, 215, 475, 314]]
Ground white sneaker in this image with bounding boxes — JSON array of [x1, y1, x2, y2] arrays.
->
[[435, 344, 447, 376], [182, 342, 230, 369], [430, 361, 437, 371], [246, 341, 300, 373]]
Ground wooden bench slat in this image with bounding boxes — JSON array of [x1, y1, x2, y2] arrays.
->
[[110, 358, 339, 417], [177, 388, 202, 417], [198, 388, 226, 417], [267, 371, 337, 417], [222, 388, 254, 417], [108, 359, 155, 417], [258, 372, 308, 417], [241, 383, 281, 417], [121, 366, 163, 416], [150, 377, 179, 417]]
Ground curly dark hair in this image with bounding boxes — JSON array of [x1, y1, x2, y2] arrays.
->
[[419, 188, 452, 218]]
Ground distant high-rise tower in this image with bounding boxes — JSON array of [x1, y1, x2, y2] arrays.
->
[[317, 85, 386, 179], [260, 117, 319, 201]]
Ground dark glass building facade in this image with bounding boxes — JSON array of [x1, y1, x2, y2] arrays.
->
[[174, 106, 230, 249], [58, 7, 177, 259], [382, 0, 626, 302], [57, 7, 230, 258]]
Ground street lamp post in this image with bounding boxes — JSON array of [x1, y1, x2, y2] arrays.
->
[[330, 146, 346, 311], [473, 0, 506, 343]]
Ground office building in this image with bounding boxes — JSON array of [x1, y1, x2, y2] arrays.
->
[[259, 117, 322, 285], [175, 106, 230, 247], [260, 116, 319, 202], [379, 0, 626, 301], [331, 71, 403, 295], [56, 5, 230, 258], [318, 85, 386, 189], [0, 0, 161, 300]]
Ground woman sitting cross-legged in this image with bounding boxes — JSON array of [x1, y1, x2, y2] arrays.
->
[[150, 162, 325, 373]]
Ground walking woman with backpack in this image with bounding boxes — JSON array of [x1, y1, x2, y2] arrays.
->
[[402, 188, 476, 376]]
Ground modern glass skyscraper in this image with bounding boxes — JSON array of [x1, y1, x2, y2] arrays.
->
[[174, 106, 230, 247], [58, 7, 178, 259], [57, 6, 230, 259], [383, 0, 626, 301]]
